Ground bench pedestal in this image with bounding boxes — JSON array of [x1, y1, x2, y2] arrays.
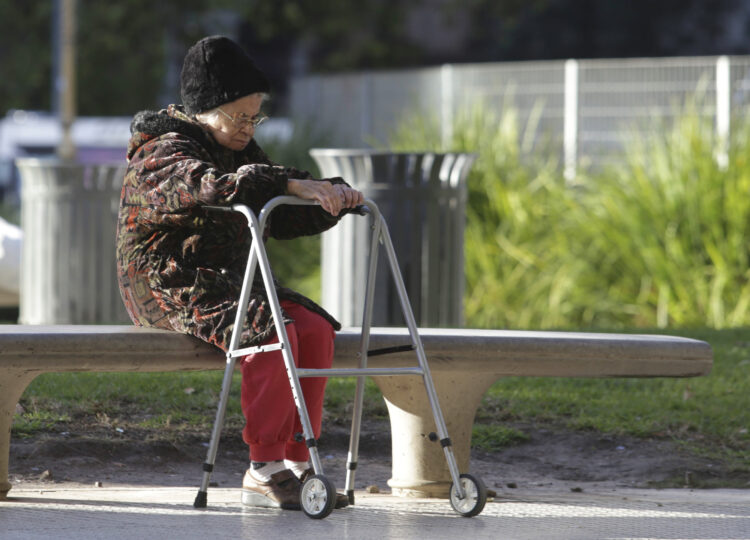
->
[[1, 371, 37, 499], [374, 372, 496, 497]]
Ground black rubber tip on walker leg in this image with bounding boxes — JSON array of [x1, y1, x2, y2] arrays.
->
[[347, 490, 355, 505], [194, 490, 208, 508]]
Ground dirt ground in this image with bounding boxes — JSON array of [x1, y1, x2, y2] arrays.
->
[[9, 418, 747, 497]]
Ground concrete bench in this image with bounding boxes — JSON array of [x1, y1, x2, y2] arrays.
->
[[0, 325, 712, 500]]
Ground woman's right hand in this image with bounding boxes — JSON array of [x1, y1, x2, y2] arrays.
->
[[287, 179, 362, 216]]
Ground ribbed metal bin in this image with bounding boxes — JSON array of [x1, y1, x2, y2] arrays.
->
[[310, 149, 475, 327], [16, 158, 129, 324]]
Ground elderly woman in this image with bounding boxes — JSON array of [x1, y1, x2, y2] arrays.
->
[[116, 35, 362, 510]]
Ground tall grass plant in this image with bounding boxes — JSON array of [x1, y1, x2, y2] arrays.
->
[[573, 98, 750, 328], [389, 95, 750, 329]]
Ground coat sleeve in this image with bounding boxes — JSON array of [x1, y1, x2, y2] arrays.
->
[[132, 134, 289, 216], [268, 176, 360, 240], [243, 139, 314, 181], [241, 140, 354, 239]]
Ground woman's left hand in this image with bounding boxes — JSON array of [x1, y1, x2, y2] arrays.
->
[[332, 183, 365, 210], [287, 179, 364, 216]]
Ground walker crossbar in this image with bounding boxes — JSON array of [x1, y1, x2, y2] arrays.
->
[[228, 342, 284, 358], [296, 367, 424, 378], [194, 195, 486, 518]]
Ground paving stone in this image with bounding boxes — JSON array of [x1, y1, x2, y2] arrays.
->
[[2, 486, 749, 540]]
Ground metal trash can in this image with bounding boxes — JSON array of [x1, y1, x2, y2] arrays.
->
[[310, 149, 475, 327], [16, 158, 129, 324]]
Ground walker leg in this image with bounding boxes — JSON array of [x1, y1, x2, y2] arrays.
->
[[344, 213, 382, 504], [195, 237, 261, 508], [194, 355, 237, 508], [344, 377, 365, 504], [377, 212, 486, 515]]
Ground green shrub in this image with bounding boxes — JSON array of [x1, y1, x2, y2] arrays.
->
[[388, 96, 750, 329], [572, 98, 750, 328]]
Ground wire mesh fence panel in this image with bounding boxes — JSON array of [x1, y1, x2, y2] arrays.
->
[[730, 57, 750, 118], [577, 57, 719, 169], [291, 55, 750, 171], [452, 61, 566, 154]]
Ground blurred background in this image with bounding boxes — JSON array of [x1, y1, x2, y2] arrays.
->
[[2, 0, 750, 330]]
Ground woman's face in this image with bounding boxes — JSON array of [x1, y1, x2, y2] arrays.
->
[[199, 93, 264, 151]]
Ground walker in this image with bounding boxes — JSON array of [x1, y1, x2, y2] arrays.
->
[[193, 195, 487, 519]]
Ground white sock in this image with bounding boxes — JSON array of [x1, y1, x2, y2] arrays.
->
[[284, 459, 310, 479], [249, 460, 286, 482]]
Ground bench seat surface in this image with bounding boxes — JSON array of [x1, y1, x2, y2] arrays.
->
[[0, 325, 713, 377]]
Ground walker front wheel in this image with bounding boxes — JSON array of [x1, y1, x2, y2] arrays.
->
[[301, 474, 336, 519], [449, 473, 487, 517]]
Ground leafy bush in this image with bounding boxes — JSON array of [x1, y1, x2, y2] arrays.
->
[[389, 96, 750, 329], [572, 99, 750, 328]]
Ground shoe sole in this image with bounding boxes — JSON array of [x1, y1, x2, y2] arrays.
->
[[241, 488, 301, 511]]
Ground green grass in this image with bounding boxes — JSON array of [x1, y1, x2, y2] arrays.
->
[[471, 424, 530, 452], [12, 370, 387, 438], [477, 327, 750, 469], [13, 328, 749, 474], [14, 371, 245, 436], [11, 410, 70, 438]]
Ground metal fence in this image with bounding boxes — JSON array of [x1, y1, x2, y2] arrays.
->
[[291, 55, 750, 175]]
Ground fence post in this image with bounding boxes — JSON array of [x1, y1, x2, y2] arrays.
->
[[441, 64, 454, 151], [716, 55, 730, 170], [564, 59, 579, 181]]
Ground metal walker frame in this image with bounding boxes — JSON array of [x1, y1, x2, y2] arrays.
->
[[193, 195, 486, 519]]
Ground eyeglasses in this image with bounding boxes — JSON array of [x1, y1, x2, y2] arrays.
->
[[216, 107, 268, 130]]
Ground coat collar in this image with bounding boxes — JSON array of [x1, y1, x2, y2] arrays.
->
[[127, 105, 215, 157], [126, 104, 268, 166]]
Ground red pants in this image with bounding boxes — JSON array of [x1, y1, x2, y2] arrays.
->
[[240, 300, 334, 463]]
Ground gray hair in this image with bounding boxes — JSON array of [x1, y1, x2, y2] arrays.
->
[[194, 92, 268, 124]]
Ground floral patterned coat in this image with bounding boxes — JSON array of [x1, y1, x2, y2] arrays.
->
[[116, 105, 346, 351]]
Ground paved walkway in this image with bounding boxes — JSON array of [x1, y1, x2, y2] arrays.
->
[[2, 485, 749, 539]]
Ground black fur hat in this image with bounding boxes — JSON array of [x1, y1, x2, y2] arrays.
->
[[180, 36, 270, 115]]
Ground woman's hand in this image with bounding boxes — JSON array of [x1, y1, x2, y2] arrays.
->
[[287, 179, 364, 216], [332, 182, 364, 210]]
